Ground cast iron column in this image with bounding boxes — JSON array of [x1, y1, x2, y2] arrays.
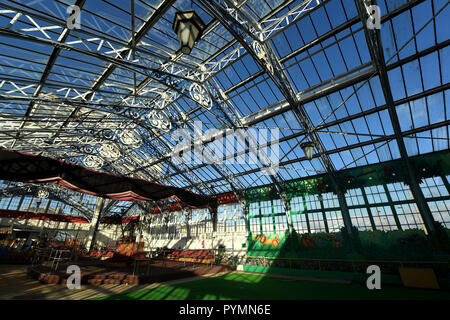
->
[[86, 197, 105, 252]]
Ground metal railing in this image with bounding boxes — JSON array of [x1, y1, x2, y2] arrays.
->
[[131, 248, 245, 276], [31, 247, 72, 274], [241, 255, 450, 277]]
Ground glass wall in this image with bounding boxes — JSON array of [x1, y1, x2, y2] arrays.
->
[[243, 176, 450, 235], [1, 175, 449, 239]]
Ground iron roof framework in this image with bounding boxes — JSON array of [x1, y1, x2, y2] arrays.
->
[[0, 0, 448, 226]]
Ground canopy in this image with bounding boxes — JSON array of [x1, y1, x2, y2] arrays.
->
[[0, 148, 216, 210]]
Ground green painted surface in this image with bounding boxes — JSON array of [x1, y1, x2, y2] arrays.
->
[[91, 272, 450, 300], [246, 230, 347, 259], [244, 149, 450, 203], [246, 228, 450, 261], [242, 265, 403, 285]]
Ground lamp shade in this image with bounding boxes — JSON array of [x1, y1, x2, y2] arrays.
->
[[173, 10, 206, 55], [301, 141, 315, 160]]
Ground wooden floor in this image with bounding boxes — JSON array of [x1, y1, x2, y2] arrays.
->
[[0, 264, 231, 300]]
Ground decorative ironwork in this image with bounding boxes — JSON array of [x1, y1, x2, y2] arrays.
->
[[147, 109, 172, 131], [119, 129, 142, 146], [83, 154, 104, 170], [189, 83, 212, 110], [252, 41, 273, 74], [98, 143, 121, 160], [37, 189, 49, 199]]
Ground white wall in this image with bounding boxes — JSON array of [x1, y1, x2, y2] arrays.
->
[[1, 217, 248, 252], [0, 217, 90, 232], [143, 230, 247, 252], [0, 217, 122, 249]]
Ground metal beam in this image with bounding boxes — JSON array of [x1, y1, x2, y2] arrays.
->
[[183, 118, 450, 188], [354, 0, 437, 233], [198, 0, 353, 234], [12, 0, 87, 149]]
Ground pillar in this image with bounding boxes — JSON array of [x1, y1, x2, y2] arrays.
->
[[184, 207, 192, 239], [280, 192, 293, 234], [335, 187, 354, 236], [239, 199, 251, 236], [85, 197, 105, 252]]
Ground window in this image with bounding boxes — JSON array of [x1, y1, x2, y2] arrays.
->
[[305, 194, 321, 211], [8, 197, 21, 210], [18, 197, 32, 211], [261, 216, 273, 234], [274, 215, 287, 234], [292, 214, 308, 234], [322, 192, 339, 209], [273, 199, 284, 214], [364, 185, 389, 204], [236, 219, 246, 232], [260, 201, 271, 215], [290, 196, 304, 213], [370, 206, 398, 231], [250, 218, 260, 234], [217, 206, 226, 233], [427, 200, 450, 228], [349, 208, 373, 230], [308, 212, 327, 233], [325, 211, 344, 232], [346, 188, 365, 206], [395, 203, 425, 230], [387, 183, 414, 201], [226, 219, 235, 232], [0, 197, 11, 209], [420, 177, 449, 198]]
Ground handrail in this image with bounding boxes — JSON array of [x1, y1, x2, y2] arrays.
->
[[139, 247, 449, 267], [245, 255, 449, 265]]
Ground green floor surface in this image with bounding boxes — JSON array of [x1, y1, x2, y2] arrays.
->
[[91, 272, 450, 300]]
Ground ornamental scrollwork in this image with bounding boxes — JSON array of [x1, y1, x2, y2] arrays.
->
[[147, 109, 172, 132], [37, 189, 49, 199], [83, 154, 104, 170], [81, 145, 96, 154], [98, 143, 121, 160], [252, 41, 273, 75], [119, 128, 142, 147], [189, 83, 212, 110]]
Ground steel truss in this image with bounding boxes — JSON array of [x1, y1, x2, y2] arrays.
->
[[354, 0, 438, 233], [0, 0, 447, 222]]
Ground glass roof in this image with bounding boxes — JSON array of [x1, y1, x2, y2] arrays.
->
[[0, 0, 448, 201]]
